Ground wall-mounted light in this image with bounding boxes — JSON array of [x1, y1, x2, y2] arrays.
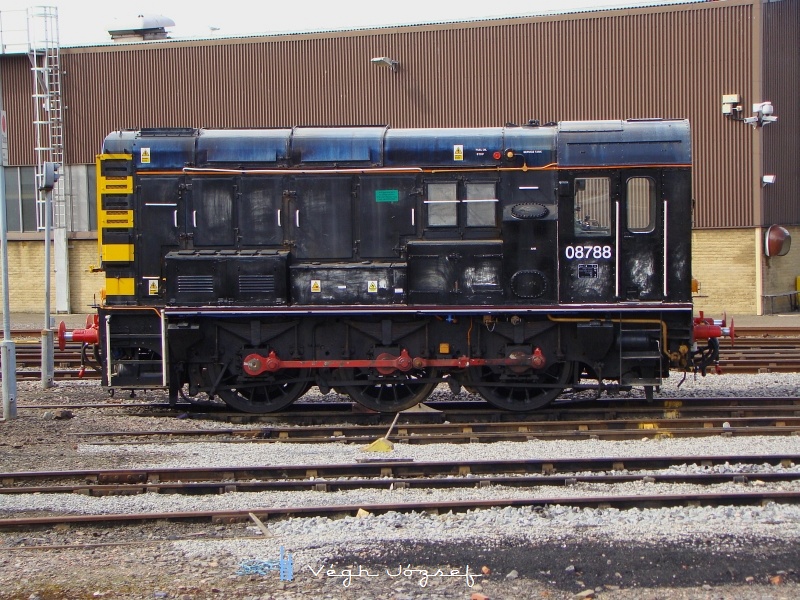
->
[[371, 56, 399, 73], [762, 174, 776, 186]]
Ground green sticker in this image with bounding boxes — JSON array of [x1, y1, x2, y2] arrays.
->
[[375, 189, 399, 203]]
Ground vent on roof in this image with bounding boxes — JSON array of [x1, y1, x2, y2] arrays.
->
[[108, 14, 175, 42]]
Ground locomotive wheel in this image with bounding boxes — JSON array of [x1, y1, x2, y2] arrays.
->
[[204, 364, 310, 414], [465, 361, 574, 411], [335, 367, 437, 413]]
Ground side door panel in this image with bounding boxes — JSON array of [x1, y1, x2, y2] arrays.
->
[[558, 172, 617, 303], [136, 176, 183, 295], [189, 177, 236, 247], [358, 175, 418, 258], [290, 176, 353, 260], [619, 171, 664, 301], [237, 176, 285, 247]]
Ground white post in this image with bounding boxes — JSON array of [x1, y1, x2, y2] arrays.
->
[[40, 163, 59, 389], [0, 72, 17, 419]]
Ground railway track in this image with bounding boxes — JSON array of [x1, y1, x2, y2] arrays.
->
[[1, 454, 797, 495], [3, 491, 799, 530], [1, 454, 798, 530], [16, 396, 800, 431], [1, 326, 798, 381], [66, 416, 800, 444]]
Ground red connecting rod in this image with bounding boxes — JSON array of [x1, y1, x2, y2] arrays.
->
[[242, 347, 547, 377]]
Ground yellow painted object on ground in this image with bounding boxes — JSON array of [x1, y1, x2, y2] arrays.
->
[[362, 412, 401, 452]]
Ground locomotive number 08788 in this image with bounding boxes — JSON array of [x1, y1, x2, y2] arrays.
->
[[563, 245, 613, 260]]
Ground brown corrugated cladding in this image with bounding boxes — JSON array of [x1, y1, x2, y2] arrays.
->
[[7, 0, 758, 227], [762, 0, 800, 226], [1, 55, 37, 167]]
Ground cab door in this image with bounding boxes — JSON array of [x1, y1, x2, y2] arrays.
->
[[136, 175, 184, 297], [618, 172, 664, 301], [187, 177, 236, 247], [289, 176, 353, 260], [558, 172, 618, 303]]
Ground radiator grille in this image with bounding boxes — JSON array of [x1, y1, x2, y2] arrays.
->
[[239, 274, 276, 294], [177, 275, 214, 294]]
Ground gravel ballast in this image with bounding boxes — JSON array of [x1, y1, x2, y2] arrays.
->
[[1, 372, 800, 599]]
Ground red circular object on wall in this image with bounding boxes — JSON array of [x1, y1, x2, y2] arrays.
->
[[765, 225, 791, 257]]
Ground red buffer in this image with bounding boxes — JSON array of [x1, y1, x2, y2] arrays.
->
[[58, 315, 100, 351], [692, 311, 735, 343]]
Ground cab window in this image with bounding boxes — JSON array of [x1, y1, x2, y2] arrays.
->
[[574, 177, 611, 236], [627, 176, 656, 233], [425, 181, 497, 228], [425, 182, 458, 227], [465, 182, 497, 227]]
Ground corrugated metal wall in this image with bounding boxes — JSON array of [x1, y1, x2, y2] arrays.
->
[[763, 0, 800, 225], [2, 0, 791, 229], [1, 55, 36, 168]]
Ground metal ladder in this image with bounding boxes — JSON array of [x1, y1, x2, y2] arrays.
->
[[28, 6, 64, 230], [27, 6, 69, 312]]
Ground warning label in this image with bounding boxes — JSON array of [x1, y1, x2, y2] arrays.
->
[[141, 148, 151, 164], [453, 145, 464, 161], [147, 279, 159, 295], [311, 280, 321, 293], [367, 281, 378, 293]]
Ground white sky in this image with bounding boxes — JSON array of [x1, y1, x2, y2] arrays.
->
[[0, 0, 699, 47]]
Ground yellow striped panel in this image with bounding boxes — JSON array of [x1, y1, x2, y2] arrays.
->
[[97, 153, 134, 193], [99, 178, 133, 194], [97, 153, 133, 263], [99, 210, 134, 228], [105, 277, 136, 296], [101, 244, 134, 263]]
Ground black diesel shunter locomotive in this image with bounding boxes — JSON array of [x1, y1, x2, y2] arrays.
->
[[62, 119, 731, 413]]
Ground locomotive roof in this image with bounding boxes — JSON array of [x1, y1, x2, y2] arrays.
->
[[102, 119, 690, 170]]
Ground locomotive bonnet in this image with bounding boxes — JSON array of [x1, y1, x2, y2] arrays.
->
[[62, 119, 731, 413]]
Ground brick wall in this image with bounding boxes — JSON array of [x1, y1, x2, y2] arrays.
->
[[0, 239, 103, 315], [69, 240, 104, 314], [1, 231, 780, 317], [691, 229, 758, 316]]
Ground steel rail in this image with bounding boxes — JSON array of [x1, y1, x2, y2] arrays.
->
[[2, 472, 799, 496], [66, 415, 800, 445], [2, 454, 797, 489], [3, 490, 800, 528]]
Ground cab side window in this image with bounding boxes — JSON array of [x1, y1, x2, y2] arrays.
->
[[425, 182, 458, 227], [626, 176, 656, 233], [424, 181, 497, 229], [574, 177, 611, 236], [465, 182, 497, 227]]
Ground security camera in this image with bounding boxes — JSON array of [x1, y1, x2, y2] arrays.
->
[[753, 102, 774, 116], [745, 101, 778, 127]]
